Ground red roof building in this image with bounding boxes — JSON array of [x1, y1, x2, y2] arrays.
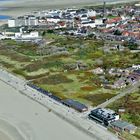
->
[[106, 17, 122, 24]]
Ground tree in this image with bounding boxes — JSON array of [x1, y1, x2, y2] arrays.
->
[[42, 31, 46, 36], [114, 29, 122, 36], [47, 29, 54, 34]]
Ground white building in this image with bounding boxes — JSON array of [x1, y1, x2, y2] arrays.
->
[[8, 19, 16, 27], [132, 64, 140, 70], [0, 30, 40, 41], [15, 32, 39, 39], [89, 108, 119, 125], [0, 32, 15, 40], [8, 16, 39, 27], [87, 10, 96, 17], [92, 67, 104, 74], [28, 17, 38, 26], [95, 19, 103, 25], [46, 17, 61, 23]]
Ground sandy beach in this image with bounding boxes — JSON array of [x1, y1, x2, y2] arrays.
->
[[0, 67, 120, 140], [0, 79, 95, 140], [0, 20, 7, 26], [0, 131, 11, 140]]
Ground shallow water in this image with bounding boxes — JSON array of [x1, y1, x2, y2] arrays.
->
[[0, 15, 10, 20]]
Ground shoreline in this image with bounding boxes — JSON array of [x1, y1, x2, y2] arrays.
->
[[0, 20, 7, 26], [0, 78, 95, 140], [0, 68, 119, 140], [0, 69, 97, 140]]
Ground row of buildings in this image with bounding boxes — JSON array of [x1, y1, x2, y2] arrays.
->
[[27, 81, 137, 134], [28, 81, 137, 134], [0, 29, 41, 42], [7, 8, 103, 28], [6, 3, 140, 43], [88, 108, 137, 134]]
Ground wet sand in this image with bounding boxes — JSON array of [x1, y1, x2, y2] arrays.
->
[[0, 131, 11, 140], [0, 0, 138, 17]]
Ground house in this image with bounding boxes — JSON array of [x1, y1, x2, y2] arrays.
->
[[78, 18, 96, 28], [106, 17, 122, 24], [88, 108, 119, 126], [87, 10, 96, 18], [113, 78, 126, 89], [0, 32, 15, 40], [15, 31, 39, 39], [126, 74, 139, 85], [133, 69, 140, 76], [92, 67, 104, 75], [108, 68, 122, 76], [46, 16, 61, 23], [8, 16, 39, 27], [95, 19, 103, 26], [111, 120, 137, 134], [8, 19, 16, 27]]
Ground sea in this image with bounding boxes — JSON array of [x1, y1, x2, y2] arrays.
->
[[0, 15, 11, 20], [0, 0, 13, 20]]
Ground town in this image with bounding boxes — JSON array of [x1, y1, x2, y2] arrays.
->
[[0, 1, 140, 140]]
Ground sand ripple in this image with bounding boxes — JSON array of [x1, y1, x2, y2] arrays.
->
[[0, 119, 25, 140], [0, 131, 11, 140]]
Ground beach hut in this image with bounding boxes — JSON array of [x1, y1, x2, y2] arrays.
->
[[62, 99, 88, 112]]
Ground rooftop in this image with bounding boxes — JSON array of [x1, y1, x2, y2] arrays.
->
[[90, 108, 119, 121], [111, 120, 137, 131], [62, 99, 88, 112]]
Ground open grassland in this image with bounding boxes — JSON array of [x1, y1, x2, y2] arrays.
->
[[0, 34, 139, 106]]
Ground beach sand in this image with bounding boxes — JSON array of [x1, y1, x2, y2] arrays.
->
[[0, 131, 11, 140], [0, 20, 7, 26], [0, 80, 94, 140]]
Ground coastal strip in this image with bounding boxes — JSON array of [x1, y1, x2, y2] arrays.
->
[[0, 68, 119, 140], [0, 73, 95, 140]]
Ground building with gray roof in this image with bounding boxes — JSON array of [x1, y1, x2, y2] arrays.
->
[[111, 120, 137, 134]]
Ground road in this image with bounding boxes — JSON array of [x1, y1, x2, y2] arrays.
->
[[0, 68, 119, 140], [97, 81, 140, 108]]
